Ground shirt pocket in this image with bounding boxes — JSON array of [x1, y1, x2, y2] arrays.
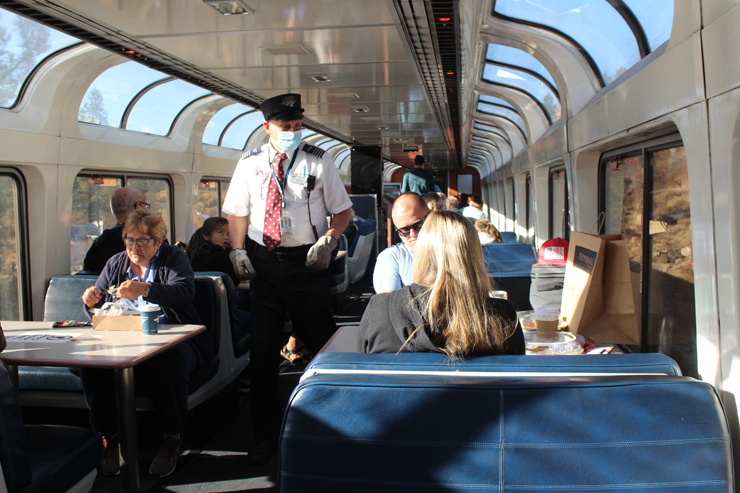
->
[[285, 175, 307, 202], [248, 174, 269, 200]]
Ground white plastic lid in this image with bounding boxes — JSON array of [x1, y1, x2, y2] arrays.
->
[[534, 306, 559, 321], [139, 304, 160, 312]]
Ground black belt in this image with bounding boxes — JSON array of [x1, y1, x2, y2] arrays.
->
[[250, 240, 311, 261]]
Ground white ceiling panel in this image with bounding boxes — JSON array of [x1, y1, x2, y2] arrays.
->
[[210, 63, 422, 92], [51, 0, 396, 36], [143, 26, 409, 68]]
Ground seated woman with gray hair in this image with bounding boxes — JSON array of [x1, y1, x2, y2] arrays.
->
[[358, 210, 523, 356], [81, 209, 214, 478]]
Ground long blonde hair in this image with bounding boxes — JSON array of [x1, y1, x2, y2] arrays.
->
[[410, 211, 512, 356]]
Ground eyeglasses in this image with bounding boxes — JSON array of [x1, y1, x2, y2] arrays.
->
[[397, 219, 425, 237], [123, 237, 155, 248], [135, 201, 151, 211]]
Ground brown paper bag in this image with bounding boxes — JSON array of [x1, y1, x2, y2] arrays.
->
[[560, 232, 606, 332], [560, 232, 640, 344], [582, 235, 640, 345]]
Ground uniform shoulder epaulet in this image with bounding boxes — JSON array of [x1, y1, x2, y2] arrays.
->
[[301, 143, 326, 159], [241, 146, 263, 160]]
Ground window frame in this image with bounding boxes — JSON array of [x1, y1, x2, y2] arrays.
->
[[0, 168, 31, 319], [598, 133, 687, 355], [548, 165, 570, 241], [73, 171, 175, 245]]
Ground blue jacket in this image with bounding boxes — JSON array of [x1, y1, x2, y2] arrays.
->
[[88, 242, 214, 367]]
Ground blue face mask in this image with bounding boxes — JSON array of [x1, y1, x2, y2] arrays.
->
[[275, 130, 302, 152]]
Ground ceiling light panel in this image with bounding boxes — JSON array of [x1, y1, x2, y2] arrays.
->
[[203, 0, 255, 16], [262, 45, 310, 55]]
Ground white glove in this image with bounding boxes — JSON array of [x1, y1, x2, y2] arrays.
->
[[306, 236, 339, 271], [229, 249, 257, 280]]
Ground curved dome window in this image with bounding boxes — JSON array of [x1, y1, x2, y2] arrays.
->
[[79, 61, 167, 127], [477, 101, 526, 138], [221, 111, 264, 150], [494, 0, 642, 85], [203, 103, 255, 146], [1, 10, 80, 108], [125, 79, 210, 136], [479, 94, 516, 111], [486, 44, 556, 87], [483, 63, 561, 122], [622, 0, 673, 52]]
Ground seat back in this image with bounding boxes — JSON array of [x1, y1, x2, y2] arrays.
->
[[281, 371, 732, 492], [483, 243, 537, 310], [188, 273, 251, 408], [500, 231, 518, 243], [305, 351, 683, 377], [43, 275, 98, 322], [0, 360, 32, 492]]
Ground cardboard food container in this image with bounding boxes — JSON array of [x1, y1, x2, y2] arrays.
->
[[93, 311, 142, 331]]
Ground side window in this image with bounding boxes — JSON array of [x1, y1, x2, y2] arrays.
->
[[549, 167, 570, 240], [197, 179, 231, 227], [0, 171, 28, 320], [71, 173, 173, 273], [601, 142, 696, 376], [126, 177, 173, 236], [525, 173, 535, 245]]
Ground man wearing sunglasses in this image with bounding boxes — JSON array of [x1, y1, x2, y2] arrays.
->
[[373, 192, 429, 293], [82, 186, 147, 273]]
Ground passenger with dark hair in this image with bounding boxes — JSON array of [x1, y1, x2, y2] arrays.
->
[[462, 194, 486, 221], [401, 155, 435, 196], [82, 187, 148, 272], [475, 219, 503, 244], [458, 193, 469, 210], [359, 211, 523, 356], [185, 217, 239, 286], [80, 210, 214, 478]]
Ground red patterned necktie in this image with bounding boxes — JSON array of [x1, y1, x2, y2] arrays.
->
[[263, 153, 287, 250]]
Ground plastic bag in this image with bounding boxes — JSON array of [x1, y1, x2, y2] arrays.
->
[[94, 299, 128, 316]]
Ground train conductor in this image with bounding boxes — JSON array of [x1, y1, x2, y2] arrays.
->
[[222, 93, 353, 464]]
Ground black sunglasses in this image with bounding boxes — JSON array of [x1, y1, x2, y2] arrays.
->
[[397, 219, 425, 237]]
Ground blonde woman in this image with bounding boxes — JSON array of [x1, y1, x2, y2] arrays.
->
[[358, 210, 523, 356], [475, 219, 504, 245], [423, 192, 446, 211]]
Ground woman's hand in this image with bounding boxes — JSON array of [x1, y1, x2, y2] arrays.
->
[[116, 280, 149, 300], [82, 286, 102, 308]]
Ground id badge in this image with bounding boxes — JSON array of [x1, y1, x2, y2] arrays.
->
[[280, 210, 293, 236]]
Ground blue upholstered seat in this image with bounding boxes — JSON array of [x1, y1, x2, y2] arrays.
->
[[0, 360, 102, 493], [281, 354, 731, 492]]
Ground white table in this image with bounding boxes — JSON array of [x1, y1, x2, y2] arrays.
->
[[0, 321, 206, 493]]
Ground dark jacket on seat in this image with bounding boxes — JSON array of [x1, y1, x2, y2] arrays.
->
[[357, 283, 525, 355], [82, 223, 125, 273], [89, 242, 214, 367], [189, 242, 240, 286]]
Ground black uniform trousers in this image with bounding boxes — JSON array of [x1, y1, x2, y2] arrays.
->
[[248, 241, 337, 442], [80, 342, 198, 437]]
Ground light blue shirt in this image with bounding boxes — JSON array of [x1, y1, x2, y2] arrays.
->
[[373, 242, 414, 293], [123, 251, 158, 311], [462, 206, 486, 222]]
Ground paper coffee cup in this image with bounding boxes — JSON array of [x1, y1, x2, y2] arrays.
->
[[535, 307, 559, 341], [139, 304, 160, 335]]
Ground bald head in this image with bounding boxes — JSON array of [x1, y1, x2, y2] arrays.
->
[[392, 192, 429, 250], [111, 187, 144, 222]]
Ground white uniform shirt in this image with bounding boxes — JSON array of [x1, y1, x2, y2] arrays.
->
[[222, 142, 353, 247]]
